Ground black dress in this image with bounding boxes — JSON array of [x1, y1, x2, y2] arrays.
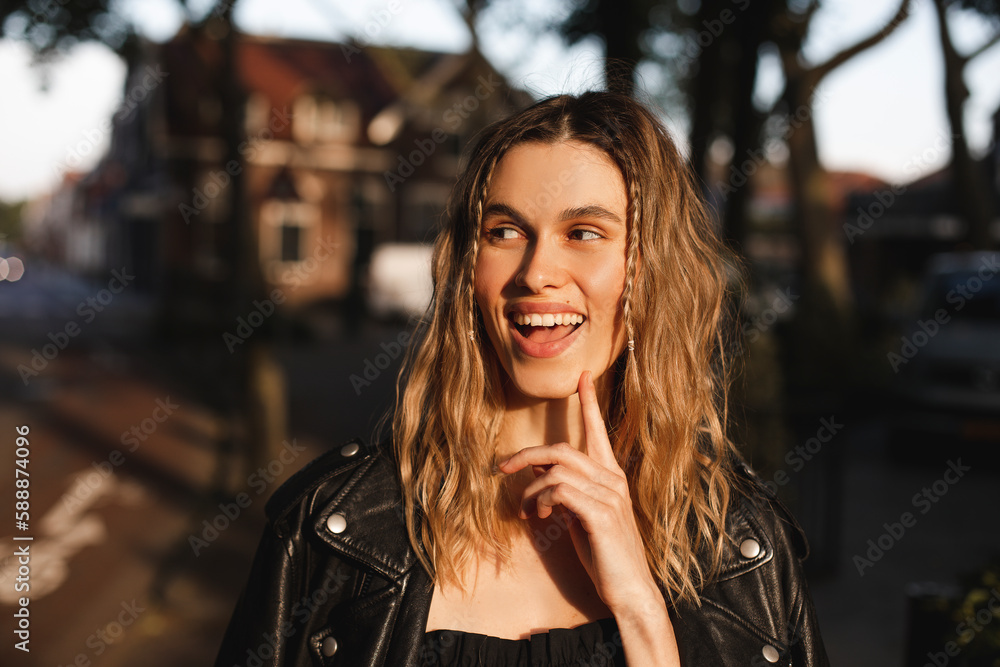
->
[[420, 616, 629, 667]]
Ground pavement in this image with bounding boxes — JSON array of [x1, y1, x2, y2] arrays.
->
[[0, 341, 270, 667], [808, 419, 1000, 667]]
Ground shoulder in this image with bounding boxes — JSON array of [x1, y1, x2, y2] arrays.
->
[[683, 452, 809, 594], [264, 436, 399, 529], [261, 435, 421, 583], [672, 452, 830, 664], [214, 440, 409, 667], [725, 452, 810, 562]]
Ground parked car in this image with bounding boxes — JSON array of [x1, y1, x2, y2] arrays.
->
[[888, 251, 1000, 461], [365, 243, 434, 321]]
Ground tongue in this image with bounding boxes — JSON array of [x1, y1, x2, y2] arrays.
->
[[521, 324, 576, 343]]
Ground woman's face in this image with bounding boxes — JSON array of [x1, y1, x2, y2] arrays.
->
[[474, 140, 629, 402]]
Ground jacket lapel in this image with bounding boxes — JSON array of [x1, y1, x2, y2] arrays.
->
[[311, 454, 416, 580], [309, 451, 435, 667]]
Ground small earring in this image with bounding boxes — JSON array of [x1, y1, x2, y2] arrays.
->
[[469, 332, 475, 341]]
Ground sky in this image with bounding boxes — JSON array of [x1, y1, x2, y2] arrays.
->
[[1, 0, 999, 202]]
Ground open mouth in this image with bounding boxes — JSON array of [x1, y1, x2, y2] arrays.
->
[[507, 313, 585, 345]]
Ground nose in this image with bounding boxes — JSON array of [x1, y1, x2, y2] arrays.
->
[[515, 236, 564, 292]]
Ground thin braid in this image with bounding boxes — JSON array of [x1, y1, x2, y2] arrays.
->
[[467, 139, 517, 341], [467, 197, 481, 339], [621, 167, 642, 352]]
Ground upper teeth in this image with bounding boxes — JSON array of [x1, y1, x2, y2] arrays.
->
[[512, 313, 584, 326]]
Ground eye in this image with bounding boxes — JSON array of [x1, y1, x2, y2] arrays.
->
[[570, 229, 602, 241], [487, 226, 521, 241]]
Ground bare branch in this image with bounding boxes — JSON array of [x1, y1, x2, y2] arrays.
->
[[800, 0, 822, 28], [811, 0, 912, 83], [463, 1, 479, 50], [965, 31, 1000, 62]]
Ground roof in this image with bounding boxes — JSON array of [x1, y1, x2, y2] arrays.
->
[[156, 26, 498, 145]]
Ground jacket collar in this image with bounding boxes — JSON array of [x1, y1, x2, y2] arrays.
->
[[310, 451, 418, 581]]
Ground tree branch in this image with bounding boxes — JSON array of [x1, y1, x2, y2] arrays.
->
[[463, 0, 483, 50], [966, 30, 1000, 62], [811, 0, 912, 83], [799, 0, 822, 29]]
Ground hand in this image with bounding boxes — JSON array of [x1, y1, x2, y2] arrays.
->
[[496, 370, 661, 614]]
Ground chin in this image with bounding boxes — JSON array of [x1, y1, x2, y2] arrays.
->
[[505, 365, 582, 401]]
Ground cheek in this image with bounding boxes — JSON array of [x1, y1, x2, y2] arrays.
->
[[473, 258, 504, 317], [474, 251, 514, 299], [472, 263, 490, 306], [582, 265, 627, 322]]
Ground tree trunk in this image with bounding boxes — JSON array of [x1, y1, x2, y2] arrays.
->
[[215, 5, 286, 489], [721, 6, 769, 250], [688, 0, 725, 186], [933, 0, 996, 249], [595, 0, 644, 95], [783, 72, 854, 317]]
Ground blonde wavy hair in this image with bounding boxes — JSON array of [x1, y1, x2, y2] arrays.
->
[[385, 91, 742, 606]]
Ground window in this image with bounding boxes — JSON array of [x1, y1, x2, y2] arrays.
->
[[293, 94, 358, 144], [280, 221, 302, 262], [261, 200, 320, 267], [244, 93, 270, 134]]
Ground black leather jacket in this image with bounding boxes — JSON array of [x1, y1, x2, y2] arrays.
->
[[215, 438, 830, 666]]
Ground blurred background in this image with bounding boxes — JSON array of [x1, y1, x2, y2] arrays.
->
[[1, 0, 999, 665]]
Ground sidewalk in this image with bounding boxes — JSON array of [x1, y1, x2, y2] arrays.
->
[[808, 419, 1000, 666], [0, 340, 328, 667]]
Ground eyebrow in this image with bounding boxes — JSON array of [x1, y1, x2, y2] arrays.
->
[[482, 202, 624, 226]]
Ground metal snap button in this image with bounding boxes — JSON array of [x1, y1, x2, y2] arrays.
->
[[321, 636, 338, 657], [762, 644, 780, 663], [326, 513, 347, 534], [740, 538, 761, 559], [340, 442, 360, 457]]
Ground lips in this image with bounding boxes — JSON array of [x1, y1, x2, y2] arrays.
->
[[506, 313, 584, 358]]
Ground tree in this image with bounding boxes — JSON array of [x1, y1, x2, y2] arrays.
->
[[0, 0, 137, 64], [557, 0, 656, 95], [932, 0, 1000, 249], [683, 0, 781, 251], [770, 0, 912, 317]]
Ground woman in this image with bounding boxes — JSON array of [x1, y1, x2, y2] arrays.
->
[[215, 92, 830, 666]]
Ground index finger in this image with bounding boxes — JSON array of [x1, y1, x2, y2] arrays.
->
[[579, 370, 617, 469]]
